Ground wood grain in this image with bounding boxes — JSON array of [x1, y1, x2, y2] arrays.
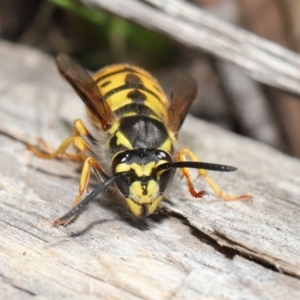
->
[[84, 0, 300, 97], [1, 41, 300, 299]]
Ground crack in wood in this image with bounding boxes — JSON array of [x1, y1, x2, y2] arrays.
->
[[165, 209, 300, 280], [212, 228, 300, 279], [0, 274, 36, 296]]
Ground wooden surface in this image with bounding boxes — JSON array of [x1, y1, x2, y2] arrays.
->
[[1, 41, 300, 299], [84, 0, 300, 97]]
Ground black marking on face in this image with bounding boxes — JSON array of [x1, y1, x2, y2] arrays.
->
[[141, 183, 148, 196]]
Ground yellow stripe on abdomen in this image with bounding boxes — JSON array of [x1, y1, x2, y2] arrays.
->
[[105, 89, 167, 119], [93, 64, 168, 120]]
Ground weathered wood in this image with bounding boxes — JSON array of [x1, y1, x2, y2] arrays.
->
[[1, 41, 300, 299], [84, 0, 300, 97], [217, 60, 282, 148]]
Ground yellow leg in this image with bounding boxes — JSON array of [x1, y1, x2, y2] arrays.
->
[[28, 119, 92, 161], [53, 156, 104, 226], [176, 148, 252, 201], [29, 119, 107, 225]]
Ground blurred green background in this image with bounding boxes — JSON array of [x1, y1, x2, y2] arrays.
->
[[1, 0, 179, 70]]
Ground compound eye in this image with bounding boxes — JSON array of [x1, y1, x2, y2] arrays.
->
[[115, 177, 129, 196], [155, 150, 172, 162], [112, 152, 129, 172], [159, 170, 175, 193]]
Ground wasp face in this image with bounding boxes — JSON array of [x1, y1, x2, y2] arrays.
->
[[112, 149, 175, 218]]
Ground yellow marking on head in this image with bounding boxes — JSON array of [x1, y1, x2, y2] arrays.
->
[[129, 162, 156, 177], [125, 196, 163, 218], [114, 161, 156, 175], [125, 198, 143, 218], [115, 131, 133, 149], [146, 195, 163, 215], [115, 163, 131, 174], [130, 180, 157, 202]]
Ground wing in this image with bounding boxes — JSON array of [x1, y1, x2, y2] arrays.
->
[[167, 72, 198, 135], [55, 53, 114, 130]]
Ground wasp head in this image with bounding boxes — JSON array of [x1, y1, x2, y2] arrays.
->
[[111, 149, 175, 218]]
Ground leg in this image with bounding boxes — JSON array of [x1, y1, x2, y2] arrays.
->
[[28, 119, 94, 161], [176, 148, 251, 201], [53, 156, 105, 226], [29, 119, 107, 225]]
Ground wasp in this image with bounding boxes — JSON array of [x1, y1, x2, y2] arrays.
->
[[30, 54, 251, 226]]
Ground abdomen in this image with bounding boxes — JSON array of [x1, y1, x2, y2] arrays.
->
[[93, 64, 168, 120]]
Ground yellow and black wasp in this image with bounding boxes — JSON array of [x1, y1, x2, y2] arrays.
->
[[30, 54, 251, 226]]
